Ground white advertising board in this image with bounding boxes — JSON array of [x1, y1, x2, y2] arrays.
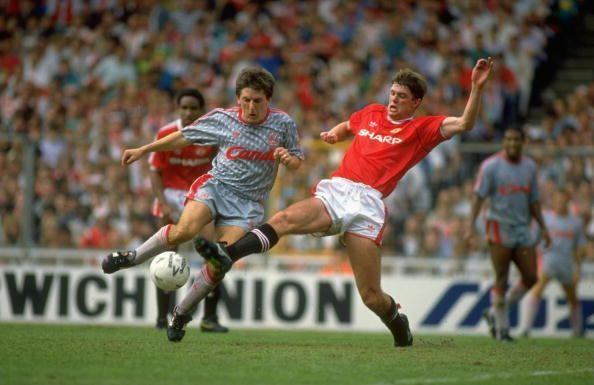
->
[[0, 266, 592, 337]]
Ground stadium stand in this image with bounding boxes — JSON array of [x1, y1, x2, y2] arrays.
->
[[0, 0, 592, 276]]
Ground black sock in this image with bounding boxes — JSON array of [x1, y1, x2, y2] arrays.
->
[[203, 284, 221, 321], [381, 296, 398, 324], [227, 223, 279, 262], [156, 287, 173, 320]]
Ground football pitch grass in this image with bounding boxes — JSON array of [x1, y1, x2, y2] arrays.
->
[[0, 323, 591, 385]]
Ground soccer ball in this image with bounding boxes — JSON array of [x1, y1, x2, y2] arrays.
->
[[149, 251, 190, 292]]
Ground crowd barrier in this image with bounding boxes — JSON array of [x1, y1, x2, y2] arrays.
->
[[1, 251, 592, 337]]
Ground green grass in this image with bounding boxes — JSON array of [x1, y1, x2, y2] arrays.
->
[[0, 324, 591, 385]]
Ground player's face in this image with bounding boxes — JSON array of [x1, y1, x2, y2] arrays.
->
[[178, 96, 204, 127], [502, 130, 523, 161], [387, 83, 421, 120], [551, 191, 569, 214], [237, 88, 270, 125]]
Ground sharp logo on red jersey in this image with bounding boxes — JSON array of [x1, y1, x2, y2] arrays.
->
[[226, 146, 275, 161], [358, 129, 402, 145]]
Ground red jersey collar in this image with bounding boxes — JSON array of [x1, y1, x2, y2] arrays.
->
[[386, 114, 413, 125]]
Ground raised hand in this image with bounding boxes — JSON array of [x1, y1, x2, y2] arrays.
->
[[471, 57, 494, 89]]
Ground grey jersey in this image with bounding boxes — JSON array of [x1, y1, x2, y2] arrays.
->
[[181, 107, 303, 201], [541, 211, 586, 262], [474, 151, 539, 226]]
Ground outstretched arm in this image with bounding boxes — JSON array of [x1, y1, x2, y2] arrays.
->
[[121, 131, 191, 165], [320, 121, 352, 144], [441, 57, 494, 138]]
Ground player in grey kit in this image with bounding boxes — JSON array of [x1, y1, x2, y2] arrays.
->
[[101, 67, 303, 341], [522, 188, 586, 337], [466, 127, 551, 341]]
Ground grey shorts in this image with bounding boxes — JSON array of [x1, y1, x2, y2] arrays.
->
[[542, 257, 575, 285], [485, 220, 535, 248], [186, 174, 265, 231]]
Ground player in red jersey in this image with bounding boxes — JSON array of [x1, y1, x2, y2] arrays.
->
[[195, 57, 494, 347], [149, 88, 227, 333]]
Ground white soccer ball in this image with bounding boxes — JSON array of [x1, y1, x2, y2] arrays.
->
[[149, 251, 190, 292]]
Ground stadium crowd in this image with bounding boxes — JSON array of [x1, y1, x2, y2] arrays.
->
[[0, 1, 592, 269]]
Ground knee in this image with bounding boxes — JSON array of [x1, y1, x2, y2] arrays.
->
[[270, 211, 292, 233], [168, 223, 196, 244], [359, 288, 384, 314], [522, 276, 537, 289]]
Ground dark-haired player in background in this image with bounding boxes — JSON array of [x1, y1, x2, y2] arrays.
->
[[466, 127, 551, 341], [195, 57, 494, 347], [149, 88, 227, 332]]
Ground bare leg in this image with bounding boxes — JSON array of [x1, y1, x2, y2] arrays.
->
[[269, 197, 333, 236], [488, 243, 512, 337], [510, 246, 538, 300], [344, 233, 412, 346], [561, 282, 582, 336], [523, 271, 551, 336], [208, 197, 333, 268], [343, 233, 391, 317], [134, 201, 213, 265]]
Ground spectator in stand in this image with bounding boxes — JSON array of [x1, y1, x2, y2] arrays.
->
[[0, 0, 589, 271]]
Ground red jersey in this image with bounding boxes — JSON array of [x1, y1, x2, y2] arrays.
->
[[331, 104, 447, 197], [148, 119, 217, 190]]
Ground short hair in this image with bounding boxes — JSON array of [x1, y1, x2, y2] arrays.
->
[[392, 69, 427, 100], [235, 67, 275, 99], [504, 126, 525, 140], [175, 88, 205, 109]]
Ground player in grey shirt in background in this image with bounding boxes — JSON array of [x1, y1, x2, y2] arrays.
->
[[101, 67, 304, 342], [466, 127, 551, 341], [522, 188, 586, 337]]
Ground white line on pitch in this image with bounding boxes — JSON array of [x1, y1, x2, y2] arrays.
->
[[372, 368, 593, 385]]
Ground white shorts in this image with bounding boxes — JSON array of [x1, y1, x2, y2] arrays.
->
[[151, 188, 186, 221], [312, 177, 387, 245]]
